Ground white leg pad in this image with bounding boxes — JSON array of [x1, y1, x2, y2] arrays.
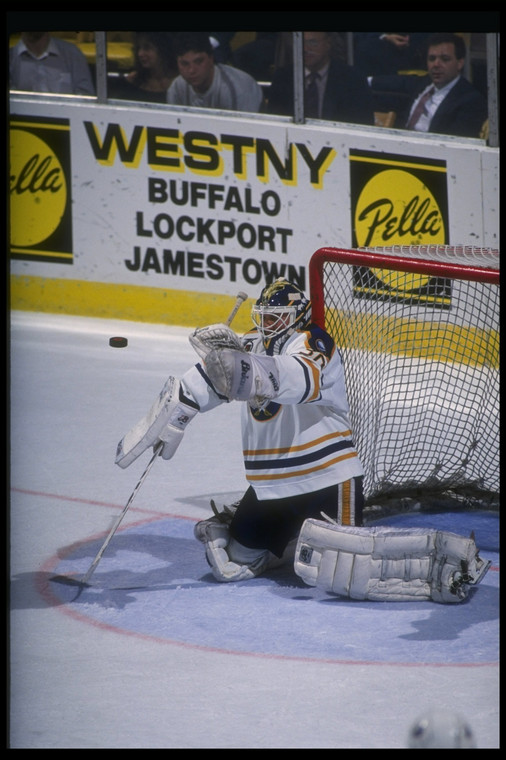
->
[[196, 521, 261, 582], [195, 518, 295, 583], [294, 520, 491, 603]]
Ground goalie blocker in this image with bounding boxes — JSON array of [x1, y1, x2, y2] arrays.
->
[[294, 519, 491, 603], [115, 376, 199, 468]]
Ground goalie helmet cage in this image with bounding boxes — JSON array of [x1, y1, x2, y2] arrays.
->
[[309, 245, 499, 515]]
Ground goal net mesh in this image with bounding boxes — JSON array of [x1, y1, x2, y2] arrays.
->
[[309, 245, 499, 514]]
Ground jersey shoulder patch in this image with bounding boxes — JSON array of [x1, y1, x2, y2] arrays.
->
[[241, 329, 261, 353], [304, 323, 335, 357]]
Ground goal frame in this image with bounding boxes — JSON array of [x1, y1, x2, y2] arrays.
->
[[308, 246, 499, 513], [309, 247, 499, 331]]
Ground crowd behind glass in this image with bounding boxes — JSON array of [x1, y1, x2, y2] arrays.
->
[[9, 31, 493, 140]]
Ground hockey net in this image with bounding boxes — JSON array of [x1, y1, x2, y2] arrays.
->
[[309, 245, 499, 515]]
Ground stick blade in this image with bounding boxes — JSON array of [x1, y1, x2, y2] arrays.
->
[[50, 574, 90, 588]]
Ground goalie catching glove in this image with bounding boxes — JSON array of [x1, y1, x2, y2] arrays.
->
[[189, 323, 245, 361], [204, 348, 280, 407], [115, 376, 199, 468], [294, 519, 491, 604]]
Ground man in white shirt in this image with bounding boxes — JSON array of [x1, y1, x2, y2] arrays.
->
[[406, 33, 466, 132], [369, 33, 487, 138], [167, 32, 264, 113], [10, 32, 95, 95]]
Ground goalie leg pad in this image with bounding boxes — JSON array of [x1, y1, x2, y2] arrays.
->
[[115, 377, 198, 468], [431, 530, 491, 603], [195, 520, 264, 582], [294, 520, 491, 604], [195, 511, 294, 582]]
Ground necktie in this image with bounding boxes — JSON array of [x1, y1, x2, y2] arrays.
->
[[406, 86, 435, 129], [305, 72, 320, 118]]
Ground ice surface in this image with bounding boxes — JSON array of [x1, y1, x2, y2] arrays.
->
[[9, 312, 499, 748]]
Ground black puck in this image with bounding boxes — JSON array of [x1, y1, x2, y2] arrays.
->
[[109, 336, 128, 348]]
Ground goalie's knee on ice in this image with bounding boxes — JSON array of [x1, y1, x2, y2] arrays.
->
[[207, 535, 264, 583], [194, 517, 275, 582]]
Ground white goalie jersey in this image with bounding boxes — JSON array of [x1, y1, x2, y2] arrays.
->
[[181, 324, 364, 501]]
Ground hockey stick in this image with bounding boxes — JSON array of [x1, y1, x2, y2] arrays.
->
[[225, 291, 248, 326], [51, 293, 248, 592], [51, 441, 163, 590]]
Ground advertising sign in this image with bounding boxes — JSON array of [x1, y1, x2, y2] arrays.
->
[[9, 96, 498, 325]]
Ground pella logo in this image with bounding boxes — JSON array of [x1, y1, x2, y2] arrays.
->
[[9, 118, 73, 263]]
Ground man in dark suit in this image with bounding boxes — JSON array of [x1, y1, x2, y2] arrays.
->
[[267, 31, 374, 126], [369, 33, 488, 138]]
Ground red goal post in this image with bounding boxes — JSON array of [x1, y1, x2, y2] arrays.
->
[[308, 245, 499, 513]]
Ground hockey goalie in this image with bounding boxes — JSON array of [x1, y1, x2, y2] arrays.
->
[[115, 278, 490, 603]]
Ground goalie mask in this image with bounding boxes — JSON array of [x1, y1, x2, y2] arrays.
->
[[252, 278, 312, 348]]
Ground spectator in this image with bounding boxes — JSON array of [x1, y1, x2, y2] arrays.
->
[[109, 31, 177, 104], [369, 33, 488, 138], [166, 32, 264, 113], [267, 31, 374, 125], [9, 32, 95, 95], [353, 33, 429, 77]]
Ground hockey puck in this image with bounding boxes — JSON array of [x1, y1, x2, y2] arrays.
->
[[109, 336, 128, 348]]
